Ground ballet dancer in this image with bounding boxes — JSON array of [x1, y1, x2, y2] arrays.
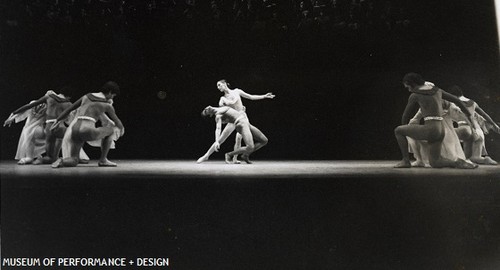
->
[[447, 85, 500, 165], [197, 79, 274, 163], [394, 73, 477, 169], [201, 105, 268, 164], [51, 81, 125, 168], [4, 88, 74, 164], [4, 101, 47, 164]]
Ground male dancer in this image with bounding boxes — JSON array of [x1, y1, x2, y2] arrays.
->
[[394, 73, 477, 169], [4, 88, 74, 164], [197, 79, 274, 163], [51, 81, 125, 167], [201, 105, 268, 164]]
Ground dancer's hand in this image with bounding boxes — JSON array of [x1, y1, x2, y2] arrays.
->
[[3, 113, 16, 127], [50, 121, 61, 131], [494, 124, 500, 134], [214, 142, 220, 152], [408, 118, 419, 125], [265, 92, 275, 99]]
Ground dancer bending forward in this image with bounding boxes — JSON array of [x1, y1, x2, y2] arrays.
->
[[51, 82, 125, 168], [197, 79, 274, 163], [201, 105, 268, 164], [394, 73, 477, 169]]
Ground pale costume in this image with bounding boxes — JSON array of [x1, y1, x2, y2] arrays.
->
[[456, 96, 486, 152], [406, 82, 471, 167], [12, 102, 47, 162], [408, 101, 469, 166]]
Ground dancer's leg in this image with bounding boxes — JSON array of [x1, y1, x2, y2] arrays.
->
[[52, 140, 83, 168], [240, 125, 268, 164], [225, 125, 254, 164], [99, 135, 116, 166], [197, 124, 235, 163], [232, 133, 243, 163], [394, 124, 441, 168]]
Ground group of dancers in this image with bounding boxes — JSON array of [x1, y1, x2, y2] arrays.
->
[[4, 81, 125, 168], [4, 75, 499, 169], [4, 79, 274, 167], [394, 73, 500, 169]]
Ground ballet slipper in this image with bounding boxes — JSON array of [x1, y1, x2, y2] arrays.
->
[[394, 160, 411, 168]]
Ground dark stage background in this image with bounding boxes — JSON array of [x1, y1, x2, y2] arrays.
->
[[2, 1, 500, 270], [1, 0, 499, 161]]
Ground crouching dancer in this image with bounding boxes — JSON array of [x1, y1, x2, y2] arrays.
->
[[394, 73, 477, 169], [201, 105, 268, 164], [51, 81, 125, 168]]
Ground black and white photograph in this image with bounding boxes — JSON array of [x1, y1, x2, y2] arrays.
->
[[1, 0, 500, 269]]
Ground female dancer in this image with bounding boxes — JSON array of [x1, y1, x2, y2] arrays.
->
[[4, 101, 47, 164], [448, 85, 500, 165]]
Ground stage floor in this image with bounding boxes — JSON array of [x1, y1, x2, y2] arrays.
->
[[1, 160, 499, 180], [2, 160, 500, 270]]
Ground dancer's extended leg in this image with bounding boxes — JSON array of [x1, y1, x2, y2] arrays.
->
[[197, 123, 235, 163]]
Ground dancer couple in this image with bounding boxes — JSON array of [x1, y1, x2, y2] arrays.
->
[[198, 79, 275, 164], [4, 82, 125, 167], [394, 73, 499, 169]]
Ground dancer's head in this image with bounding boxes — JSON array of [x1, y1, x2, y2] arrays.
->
[[100, 81, 120, 99], [217, 79, 230, 92], [402, 73, 425, 90], [201, 106, 216, 117], [448, 85, 464, 97]]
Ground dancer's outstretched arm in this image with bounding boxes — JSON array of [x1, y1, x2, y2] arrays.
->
[[442, 91, 474, 126], [476, 106, 500, 133], [4, 96, 48, 126], [50, 97, 83, 130], [237, 89, 275, 100], [213, 116, 222, 151]]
